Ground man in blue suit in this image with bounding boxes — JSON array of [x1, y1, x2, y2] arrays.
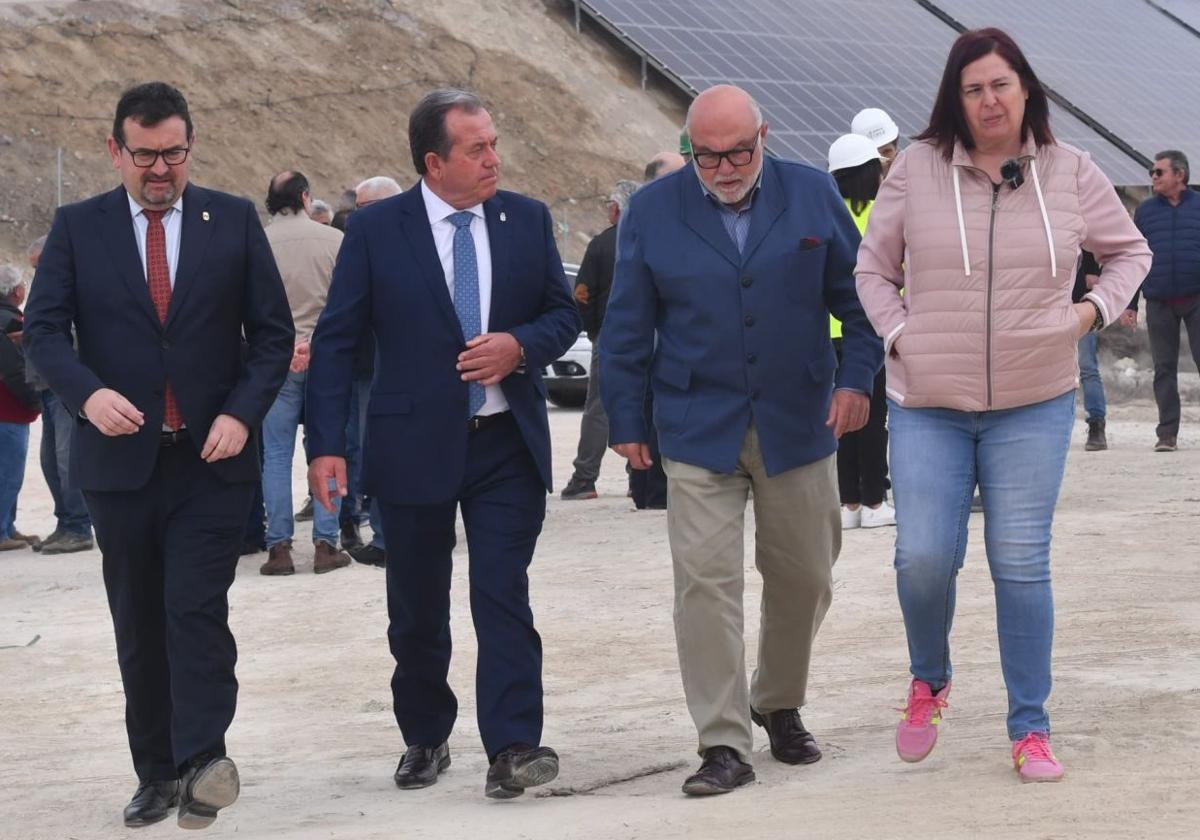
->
[[24, 82, 294, 828], [305, 89, 579, 799], [601, 85, 883, 796]]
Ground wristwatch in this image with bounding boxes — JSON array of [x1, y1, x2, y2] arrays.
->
[[1087, 299, 1104, 332]]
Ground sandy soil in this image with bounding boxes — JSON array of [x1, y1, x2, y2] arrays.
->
[[1, 398, 1199, 840], [0, 0, 685, 266]]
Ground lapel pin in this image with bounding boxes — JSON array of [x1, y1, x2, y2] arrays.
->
[[202, 211, 210, 222], [499, 211, 506, 222]]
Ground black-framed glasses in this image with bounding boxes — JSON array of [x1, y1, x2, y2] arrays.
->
[[121, 143, 191, 168], [693, 135, 760, 170], [1150, 167, 1167, 178]]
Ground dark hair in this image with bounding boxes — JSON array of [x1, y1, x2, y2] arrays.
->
[[331, 208, 354, 232], [915, 28, 1054, 159], [409, 88, 484, 175], [1155, 149, 1189, 184], [112, 82, 193, 146], [265, 171, 310, 215], [832, 160, 883, 216], [644, 158, 665, 181]]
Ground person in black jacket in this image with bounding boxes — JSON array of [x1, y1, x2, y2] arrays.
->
[[0, 265, 42, 552], [1073, 250, 1112, 450], [560, 179, 638, 500], [23, 82, 293, 829]]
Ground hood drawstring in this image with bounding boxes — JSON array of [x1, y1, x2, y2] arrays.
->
[[952, 167, 971, 277], [1029, 159, 1057, 278], [951, 158, 1057, 279]]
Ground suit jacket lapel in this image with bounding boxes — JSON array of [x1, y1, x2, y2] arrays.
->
[[740, 157, 786, 265], [483, 195, 510, 329], [165, 184, 214, 329], [98, 186, 160, 328], [680, 170, 741, 268], [400, 185, 463, 342]]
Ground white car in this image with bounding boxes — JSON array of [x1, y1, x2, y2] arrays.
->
[[543, 263, 591, 408]]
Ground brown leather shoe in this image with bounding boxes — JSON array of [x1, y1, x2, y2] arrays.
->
[[751, 707, 822, 764], [259, 540, 295, 576], [313, 540, 351, 574]]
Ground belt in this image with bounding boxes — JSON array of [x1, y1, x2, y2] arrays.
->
[[160, 429, 189, 447], [467, 411, 511, 433]]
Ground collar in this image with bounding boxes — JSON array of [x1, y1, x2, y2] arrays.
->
[[694, 163, 764, 212], [951, 134, 1039, 169], [127, 191, 183, 220], [421, 179, 484, 226]]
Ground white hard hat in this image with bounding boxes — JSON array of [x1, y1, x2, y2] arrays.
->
[[851, 107, 900, 146], [828, 133, 884, 173]]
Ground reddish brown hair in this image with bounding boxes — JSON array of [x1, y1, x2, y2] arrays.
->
[[915, 27, 1055, 159]]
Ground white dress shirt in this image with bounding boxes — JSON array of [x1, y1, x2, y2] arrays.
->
[[421, 179, 508, 416], [127, 192, 183, 288]]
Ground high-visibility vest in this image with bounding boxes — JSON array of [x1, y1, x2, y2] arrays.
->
[[830, 198, 872, 339]]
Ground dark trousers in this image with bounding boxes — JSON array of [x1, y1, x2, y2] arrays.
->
[[243, 430, 265, 547], [836, 360, 889, 506], [85, 440, 254, 781], [569, 342, 608, 484], [630, 388, 667, 508], [1146, 295, 1200, 439], [378, 413, 546, 760]]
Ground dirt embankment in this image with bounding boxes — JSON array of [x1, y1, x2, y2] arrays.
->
[[0, 0, 686, 265]]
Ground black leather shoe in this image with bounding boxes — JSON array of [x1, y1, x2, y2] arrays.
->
[[681, 746, 755, 796], [485, 744, 559, 799], [751, 707, 822, 765], [349, 543, 386, 568], [177, 754, 239, 830], [340, 520, 363, 551], [123, 779, 179, 827], [394, 742, 450, 789]]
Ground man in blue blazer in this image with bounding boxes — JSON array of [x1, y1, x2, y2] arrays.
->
[[601, 85, 883, 796], [23, 83, 294, 828], [305, 89, 579, 799]]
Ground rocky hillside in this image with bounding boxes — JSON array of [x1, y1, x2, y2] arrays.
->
[[0, 0, 686, 266]]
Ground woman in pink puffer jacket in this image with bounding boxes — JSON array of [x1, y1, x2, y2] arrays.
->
[[855, 27, 1150, 783]]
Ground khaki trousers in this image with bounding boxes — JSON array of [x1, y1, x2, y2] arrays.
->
[[663, 426, 839, 761]]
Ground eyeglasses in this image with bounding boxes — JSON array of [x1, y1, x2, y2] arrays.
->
[[692, 135, 761, 170], [1150, 167, 1168, 178], [121, 143, 191, 168]]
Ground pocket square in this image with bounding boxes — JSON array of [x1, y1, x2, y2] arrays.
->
[[800, 236, 824, 250]]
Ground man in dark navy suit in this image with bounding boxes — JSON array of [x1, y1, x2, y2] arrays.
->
[[24, 82, 293, 830], [305, 89, 579, 799], [601, 85, 883, 796]]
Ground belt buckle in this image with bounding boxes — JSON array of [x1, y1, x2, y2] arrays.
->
[[468, 415, 483, 432]]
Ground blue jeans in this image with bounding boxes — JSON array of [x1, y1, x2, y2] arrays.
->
[[40, 390, 92, 536], [262, 370, 340, 547], [1076, 332, 1106, 421], [0, 422, 31, 539], [888, 391, 1075, 741]]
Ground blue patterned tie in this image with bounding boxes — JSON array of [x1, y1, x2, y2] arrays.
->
[[449, 210, 487, 418]]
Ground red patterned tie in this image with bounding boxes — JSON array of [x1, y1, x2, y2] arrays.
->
[[143, 209, 183, 431]]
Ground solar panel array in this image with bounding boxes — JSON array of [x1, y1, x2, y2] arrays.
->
[[578, 0, 1162, 184], [1151, 0, 1200, 33]]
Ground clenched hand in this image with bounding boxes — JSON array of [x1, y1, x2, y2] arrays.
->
[[82, 388, 145, 436], [201, 414, 249, 463], [457, 332, 522, 387]]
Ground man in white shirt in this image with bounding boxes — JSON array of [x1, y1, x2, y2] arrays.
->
[[305, 88, 579, 799]]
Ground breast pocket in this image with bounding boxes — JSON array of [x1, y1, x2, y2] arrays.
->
[[785, 243, 828, 304]]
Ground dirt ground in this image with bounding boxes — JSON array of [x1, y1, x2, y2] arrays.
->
[[0, 0, 685, 266], [2, 397, 1198, 840]]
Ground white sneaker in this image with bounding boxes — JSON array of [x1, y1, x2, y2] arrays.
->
[[841, 505, 862, 530], [861, 501, 896, 528]]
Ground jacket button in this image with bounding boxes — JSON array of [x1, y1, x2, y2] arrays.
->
[[750, 389, 761, 400], [747, 354, 757, 364], [741, 275, 753, 288], [744, 315, 755, 327], [161, 339, 170, 349]]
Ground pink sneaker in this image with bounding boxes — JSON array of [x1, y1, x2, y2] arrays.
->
[[1012, 733, 1064, 783], [895, 679, 950, 762]]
